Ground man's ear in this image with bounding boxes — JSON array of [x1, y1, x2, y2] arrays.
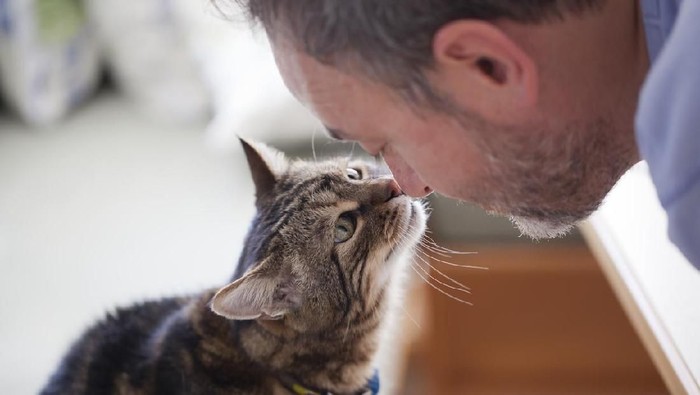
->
[[430, 20, 538, 121], [210, 262, 300, 320], [239, 137, 288, 206]]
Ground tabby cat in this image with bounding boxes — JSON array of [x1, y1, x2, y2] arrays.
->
[[41, 139, 427, 395]]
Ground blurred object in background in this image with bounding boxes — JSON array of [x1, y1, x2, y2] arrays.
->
[[0, 0, 100, 125], [85, 0, 210, 125], [0, 0, 319, 143], [400, 244, 669, 395]]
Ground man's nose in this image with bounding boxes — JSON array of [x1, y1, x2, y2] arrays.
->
[[382, 152, 433, 198], [399, 180, 433, 198]]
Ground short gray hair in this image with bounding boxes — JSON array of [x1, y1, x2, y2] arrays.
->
[[225, 1, 604, 110]]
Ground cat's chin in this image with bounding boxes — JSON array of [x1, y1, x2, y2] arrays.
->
[[386, 198, 427, 258], [403, 199, 427, 243], [408, 200, 427, 238]]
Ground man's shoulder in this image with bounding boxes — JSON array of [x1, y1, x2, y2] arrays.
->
[[636, 0, 700, 269]]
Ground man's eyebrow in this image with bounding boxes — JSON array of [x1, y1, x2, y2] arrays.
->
[[323, 125, 346, 141]]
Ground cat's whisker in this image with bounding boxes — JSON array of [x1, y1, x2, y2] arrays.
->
[[423, 235, 477, 255], [311, 129, 318, 163], [408, 263, 473, 306], [421, 242, 489, 270], [392, 230, 417, 260], [416, 251, 471, 294], [417, 240, 452, 258], [416, 234, 458, 254], [417, 242, 462, 261], [396, 226, 428, 259], [413, 248, 472, 292], [398, 304, 422, 331], [347, 142, 357, 161], [411, 257, 471, 294], [418, 203, 433, 215], [426, 254, 488, 270], [395, 229, 472, 293], [395, 223, 476, 306]]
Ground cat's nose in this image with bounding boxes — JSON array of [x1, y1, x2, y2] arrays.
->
[[370, 178, 404, 204], [386, 179, 404, 201]]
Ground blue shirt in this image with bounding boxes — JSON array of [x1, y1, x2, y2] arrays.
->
[[637, 0, 700, 269]]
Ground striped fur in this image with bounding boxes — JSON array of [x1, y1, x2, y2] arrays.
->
[[41, 139, 426, 395]]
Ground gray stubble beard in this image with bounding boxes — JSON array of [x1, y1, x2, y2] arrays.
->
[[455, 113, 636, 240]]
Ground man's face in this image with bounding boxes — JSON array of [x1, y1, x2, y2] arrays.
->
[[269, 39, 636, 239]]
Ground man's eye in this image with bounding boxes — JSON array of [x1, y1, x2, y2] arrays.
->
[[346, 168, 362, 180]]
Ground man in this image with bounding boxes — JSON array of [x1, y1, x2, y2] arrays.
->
[[226, 1, 699, 268]]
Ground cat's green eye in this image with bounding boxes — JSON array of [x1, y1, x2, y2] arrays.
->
[[334, 212, 357, 243], [346, 168, 361, 180]]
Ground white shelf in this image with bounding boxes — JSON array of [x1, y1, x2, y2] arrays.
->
[[582, 163, 700, 395]]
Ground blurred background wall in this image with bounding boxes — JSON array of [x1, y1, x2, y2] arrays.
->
[[0, 1, 667, 394]]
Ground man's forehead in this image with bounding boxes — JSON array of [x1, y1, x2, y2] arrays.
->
[[270, 38, 358, 120], [269, 38, 307, 97]]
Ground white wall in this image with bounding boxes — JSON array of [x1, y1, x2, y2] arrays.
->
[[0, 94, 257, 394]]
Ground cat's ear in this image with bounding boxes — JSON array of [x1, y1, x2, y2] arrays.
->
[[210, 263, 299, 320], [239, 137, 288, 204]]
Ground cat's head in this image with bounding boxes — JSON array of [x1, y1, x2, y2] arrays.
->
[[210, 139, 426, 333]]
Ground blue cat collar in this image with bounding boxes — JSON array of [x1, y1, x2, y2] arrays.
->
[[365, 369, 380, 395]]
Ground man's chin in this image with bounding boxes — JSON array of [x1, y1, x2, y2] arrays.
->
[[482, 198, 599, 240], [509, 215, 577, 240]]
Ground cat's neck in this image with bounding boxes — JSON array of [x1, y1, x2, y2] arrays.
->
[[235, 305, 385, 394], [191, 289, 385, 394]]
